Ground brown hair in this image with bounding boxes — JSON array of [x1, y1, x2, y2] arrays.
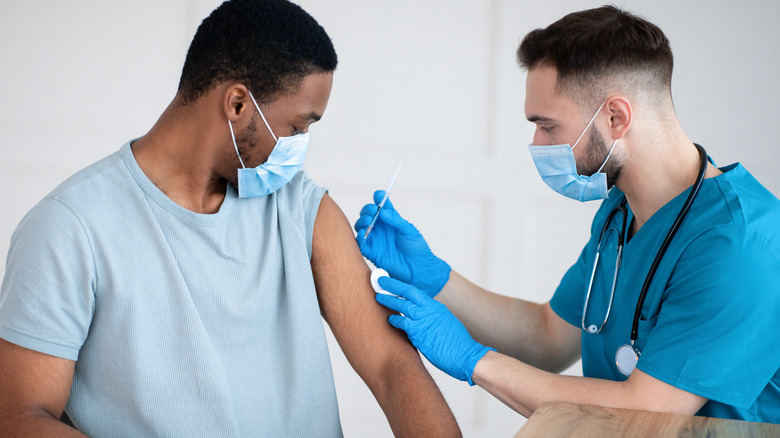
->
[[517, 5, 673, 107]]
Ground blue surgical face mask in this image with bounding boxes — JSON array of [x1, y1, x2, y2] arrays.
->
[[528, 101, 618, 202], [228, 91, 309, 198]]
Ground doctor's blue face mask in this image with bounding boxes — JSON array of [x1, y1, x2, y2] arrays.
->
[[528, 101, 618, 202], [228, 90, 309, 198]]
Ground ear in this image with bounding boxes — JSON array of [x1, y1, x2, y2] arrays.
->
[[604, 95, 632, 140], [222, 83, 251, 123]]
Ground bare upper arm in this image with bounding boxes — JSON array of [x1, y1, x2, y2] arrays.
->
[[623, 369, 708, 415], [0, 337, 75, 423], [539, 301, 582, 372], [310, 193, 422, 383]]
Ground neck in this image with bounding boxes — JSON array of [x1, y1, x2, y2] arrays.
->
[[131, 97, 228, 214], [616, 121, 721, 231]]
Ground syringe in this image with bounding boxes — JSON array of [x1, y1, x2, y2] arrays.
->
[[363, 158, 405, 240]]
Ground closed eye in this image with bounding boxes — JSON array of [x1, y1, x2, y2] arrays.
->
[[527, 115, 555, 134]]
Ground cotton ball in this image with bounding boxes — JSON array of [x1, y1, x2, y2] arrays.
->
[[370, 268, 395, 296]]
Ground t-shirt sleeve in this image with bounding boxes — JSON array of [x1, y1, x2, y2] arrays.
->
[[637, 225, 780, 408], [0, 198, 96, 361]]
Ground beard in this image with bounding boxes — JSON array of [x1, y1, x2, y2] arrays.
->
[[235, 116, 259, 156], [226, 116, 260, 189], [577, 127, 622, 189]]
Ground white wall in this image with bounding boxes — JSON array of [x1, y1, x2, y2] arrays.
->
[[1, 1, 778, 436]]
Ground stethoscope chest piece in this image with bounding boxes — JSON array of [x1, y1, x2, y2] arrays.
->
[[615, 344, 639, 376]]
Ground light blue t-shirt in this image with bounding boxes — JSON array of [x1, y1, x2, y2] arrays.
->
[[0, 141, 343, 437], [551, 162, 780, 423]]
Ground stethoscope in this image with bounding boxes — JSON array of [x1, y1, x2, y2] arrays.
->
[[582, 143, 708, 377]]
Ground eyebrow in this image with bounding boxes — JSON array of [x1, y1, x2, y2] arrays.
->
[[299, 112, 322, 123], [527, 115, 555, 123]]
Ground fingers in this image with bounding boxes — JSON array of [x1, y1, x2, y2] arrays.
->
[[354, 213, 374, 233], [372, 190, 386, 205], [358, 203, 378, 218], [378, 276, 427, 305], [355, 192, 404, 234], [375, 293, 414, 316], [355, 229, 370, 254], [388, 314, 410, 331], [373, 190, 395, 211]]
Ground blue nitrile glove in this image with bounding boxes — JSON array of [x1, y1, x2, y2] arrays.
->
[[375, 276, 494, 385], [354, 190, 451, 297]]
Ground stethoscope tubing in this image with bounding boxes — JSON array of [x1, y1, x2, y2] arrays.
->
[[629, 143, 708, 344], [583, 203, 627, 334]]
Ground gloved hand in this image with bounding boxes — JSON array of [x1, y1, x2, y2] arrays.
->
[[354, 190, 451, 297], [375, 276, 494, 385]]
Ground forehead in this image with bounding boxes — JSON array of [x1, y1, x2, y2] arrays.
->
[[524, 65, 580, 121], [269, 72, 334, 115]]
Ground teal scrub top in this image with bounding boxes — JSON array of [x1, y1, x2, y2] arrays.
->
[[551, 162, 780, 423]]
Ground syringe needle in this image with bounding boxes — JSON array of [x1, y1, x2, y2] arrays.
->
[[364, 158, 405, 240]]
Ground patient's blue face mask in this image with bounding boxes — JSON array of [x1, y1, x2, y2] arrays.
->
[[528, 101, 618, 202], [228, 91, 309, 198]]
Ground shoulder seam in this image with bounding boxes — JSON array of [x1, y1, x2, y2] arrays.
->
[[38, 198, 99, 297]]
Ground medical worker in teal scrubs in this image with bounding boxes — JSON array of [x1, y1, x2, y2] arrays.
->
[[356, 5, 780, 422]]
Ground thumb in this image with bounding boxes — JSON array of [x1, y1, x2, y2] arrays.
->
[[372, 190, 396, 212], [378, 205, 415, 233]]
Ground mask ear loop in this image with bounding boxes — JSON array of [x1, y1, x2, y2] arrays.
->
[[596, 139, 619, 174], [247, 91, 278, 142], [228, 120, 246, 169], [572, 101, 607, 150]]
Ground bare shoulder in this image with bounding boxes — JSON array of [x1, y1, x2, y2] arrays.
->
[[310, 192, 380, 324], [310, 195, 461, 436], [310, 193, 416, 369]]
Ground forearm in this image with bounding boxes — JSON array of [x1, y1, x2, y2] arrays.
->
[[471, 351, 705, 418], [472, 351, 627, 417], [373, 354, 461, 438], [0, 411, 87, 438], [437, 271, 575, 371]]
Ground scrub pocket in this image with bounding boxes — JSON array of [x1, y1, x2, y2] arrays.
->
[[634, 313, 659, 353]]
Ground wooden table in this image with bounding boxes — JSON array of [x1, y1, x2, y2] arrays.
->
[[515, 402, 780, 437]]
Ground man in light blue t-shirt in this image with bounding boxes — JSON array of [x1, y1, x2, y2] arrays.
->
[[0, 1, 460, 436]]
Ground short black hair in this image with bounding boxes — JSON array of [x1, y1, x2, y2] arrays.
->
[[178, 0, 337, 105], [517, 5, 673, 106]]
